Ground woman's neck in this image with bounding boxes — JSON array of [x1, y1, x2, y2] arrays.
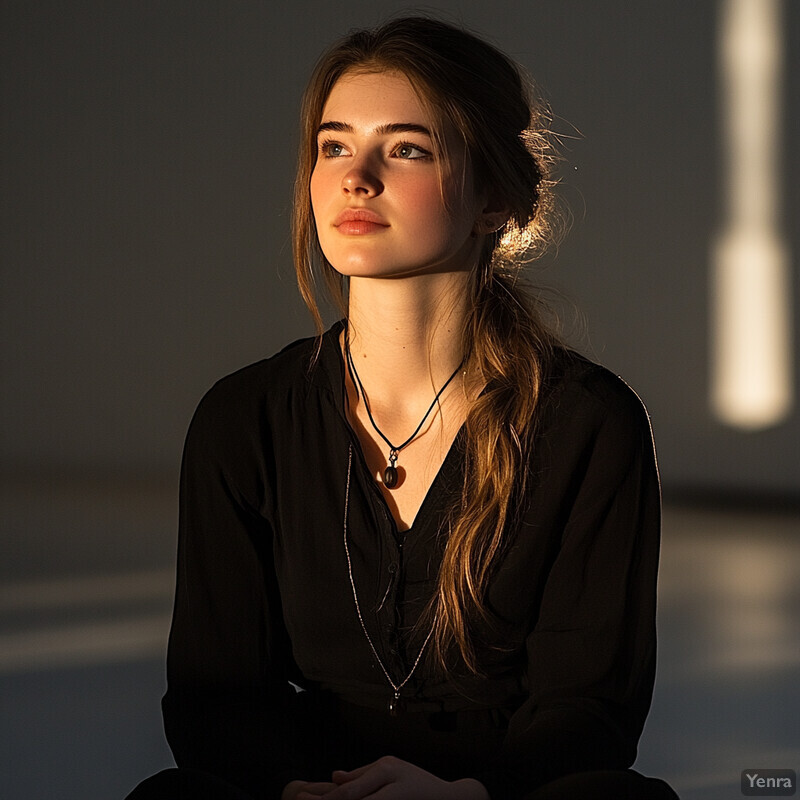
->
[[345, 272, 470, 417]]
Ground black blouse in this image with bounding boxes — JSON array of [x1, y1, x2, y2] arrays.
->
[[162, 321, 661, 800]]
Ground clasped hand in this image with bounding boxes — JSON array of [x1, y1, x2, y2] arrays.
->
[[282, 756, 489, 800]]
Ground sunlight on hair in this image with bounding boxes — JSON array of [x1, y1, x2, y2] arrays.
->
[[497, 222, 536, 263], [711, 0, 793, 429]]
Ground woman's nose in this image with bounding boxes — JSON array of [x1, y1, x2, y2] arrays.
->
[[341, 159, 383, 197]]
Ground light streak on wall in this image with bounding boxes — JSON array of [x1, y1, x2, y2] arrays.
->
[[712, 0, 793, 429]]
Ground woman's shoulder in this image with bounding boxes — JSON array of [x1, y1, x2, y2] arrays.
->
[[208, 335, 317, 399], [202, 323, 342, 405], [543, 347, 654, 435], [187, 325, 340, 439]]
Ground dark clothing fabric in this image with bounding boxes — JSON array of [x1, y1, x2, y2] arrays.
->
[[126, 769, 255, 800], [161, 321, 663, 799], [527, 770, 679, 800]]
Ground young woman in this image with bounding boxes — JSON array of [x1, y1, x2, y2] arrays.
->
[[128, 16, 678, 800]]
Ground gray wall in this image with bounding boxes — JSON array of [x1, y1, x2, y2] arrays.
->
[[3, 1, 799, 496]]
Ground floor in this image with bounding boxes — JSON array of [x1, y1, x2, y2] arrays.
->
[[1, 477, 798, 799]]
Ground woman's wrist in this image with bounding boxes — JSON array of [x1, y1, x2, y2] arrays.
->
[[281, 780, 306, 800], [450, 778, 491, 800]]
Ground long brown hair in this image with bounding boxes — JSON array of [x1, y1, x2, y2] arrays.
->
[[293, 17, 561, 674]]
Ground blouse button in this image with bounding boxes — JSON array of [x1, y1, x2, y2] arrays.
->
[[388, 562, 398, 574]]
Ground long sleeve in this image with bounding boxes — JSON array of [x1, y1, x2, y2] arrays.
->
[[475, 368, 661, 798], [162, 378, 302, 798], [157, 331, 665, 800]]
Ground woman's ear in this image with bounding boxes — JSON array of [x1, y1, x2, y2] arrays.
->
[[472, 205, 510, 235], [471, 183, 510, 235]]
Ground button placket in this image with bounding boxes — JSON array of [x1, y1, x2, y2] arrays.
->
[[379, 543, 404, 667]]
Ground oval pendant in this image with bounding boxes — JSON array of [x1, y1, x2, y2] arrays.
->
[[383, 465, 398, 489]]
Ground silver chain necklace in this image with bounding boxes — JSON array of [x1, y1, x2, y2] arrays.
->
[[343, 443, 435, 715]]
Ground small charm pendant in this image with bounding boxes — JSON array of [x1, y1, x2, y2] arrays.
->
[[383, 465, 398, 488], [388, 691, 403, 716], [383, 449, 399, 489]]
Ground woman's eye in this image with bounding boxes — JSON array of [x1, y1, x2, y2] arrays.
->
[[319, 140, 348, 158], [394, 143, 430, 160]]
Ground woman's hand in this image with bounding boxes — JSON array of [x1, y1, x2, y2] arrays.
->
[[291, 756, 489, 800]]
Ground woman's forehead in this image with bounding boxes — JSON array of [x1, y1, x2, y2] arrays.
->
[[319, 69, 466, 154], [321, 71, 428, 125]]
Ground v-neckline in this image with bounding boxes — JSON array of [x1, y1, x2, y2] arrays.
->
[[351, 422, 465, 534], [323, 321, 466, 534], [390, 425, 465, 533]]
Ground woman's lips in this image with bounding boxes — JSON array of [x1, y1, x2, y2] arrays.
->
[[333, 208, 389, 235], [336, 220, 388, 234]]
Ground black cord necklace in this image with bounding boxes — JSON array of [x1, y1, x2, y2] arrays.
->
[[345, 339, 464, 489]]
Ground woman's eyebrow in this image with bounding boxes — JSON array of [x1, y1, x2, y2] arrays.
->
[[317, 121, 432, 136]]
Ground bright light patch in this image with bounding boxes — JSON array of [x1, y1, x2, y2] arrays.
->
[[712, 0, 793, 429]]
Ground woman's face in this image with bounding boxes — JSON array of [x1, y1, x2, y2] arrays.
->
[[310, 70, 485, 279]]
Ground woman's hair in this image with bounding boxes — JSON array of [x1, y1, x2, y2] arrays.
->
[[293, 16, 561, 674]]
